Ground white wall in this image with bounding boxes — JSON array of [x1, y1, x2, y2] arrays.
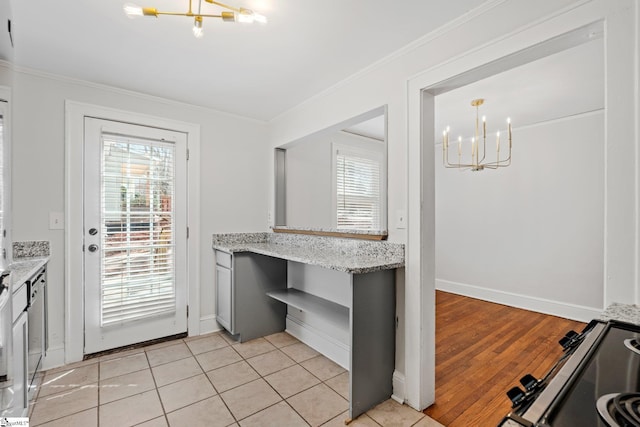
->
[[0, 8, 14, 269], [0, 1, 13, 63], [285, 131, 384, 228], [286, 134, 332, 228], [10, 68, 268, 363], [270, 0, 638, 410], [407, 0, 637, 410], [436, 112, 605, 317]]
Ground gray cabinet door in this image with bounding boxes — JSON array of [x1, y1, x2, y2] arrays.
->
[[11, 311, 28, 416], [215, 264, 233, 332]]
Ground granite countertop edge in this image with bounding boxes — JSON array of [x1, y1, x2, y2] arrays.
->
[[8, 256, 50, 289], [212, 242, 404, 274], [600, 302, 640, 325]]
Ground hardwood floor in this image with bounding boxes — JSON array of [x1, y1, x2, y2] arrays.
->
[[425, 291, 586, 426]]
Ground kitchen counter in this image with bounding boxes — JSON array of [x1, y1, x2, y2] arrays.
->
[[212, 232, 399, 419], [212, 232, 404, 274], [600, 302, 640, 325], [8, 256, 49, 289]]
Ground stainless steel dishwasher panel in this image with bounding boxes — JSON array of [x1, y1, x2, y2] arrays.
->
[[27, 267, 46, 396]]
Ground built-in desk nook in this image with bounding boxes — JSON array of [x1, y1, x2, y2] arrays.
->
[[212, 232, 404, 420]]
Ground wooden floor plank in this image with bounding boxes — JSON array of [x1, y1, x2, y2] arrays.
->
[[425, 291, 586, 426]]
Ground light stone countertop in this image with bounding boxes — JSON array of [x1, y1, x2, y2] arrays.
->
[[600, 302, 640, 325], [212, 232, 404, 274], [8, 256, 49, 290]]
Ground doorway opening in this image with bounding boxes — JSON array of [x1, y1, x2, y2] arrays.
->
[[405, 19, 606, 414]]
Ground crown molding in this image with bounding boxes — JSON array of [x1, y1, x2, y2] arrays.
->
[[0, 59, 267, 125], [270, 0, 510, 123], [271, 0, 594, 124]]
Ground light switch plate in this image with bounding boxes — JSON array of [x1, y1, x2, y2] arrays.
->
[[396, 210, 406, 229], [49, 212, 64, 230]]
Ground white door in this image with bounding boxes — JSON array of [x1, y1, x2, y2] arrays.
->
[[83, 118, 188, 354]]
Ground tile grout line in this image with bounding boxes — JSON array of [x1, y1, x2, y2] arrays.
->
[[143, 344, 171, 427], [245, 347, 311, 426], [238, 334, 348, 426], [30, 364, 101, 426], [34, 331, 377, 426], [239, 344, 310, 425], [186, 336, 242, 427]]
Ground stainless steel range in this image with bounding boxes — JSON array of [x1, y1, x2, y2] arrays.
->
[[499, 320, 640, 427]]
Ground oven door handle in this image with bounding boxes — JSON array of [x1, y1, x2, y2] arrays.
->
[[32, 271, 45, 284], [498, 413, 535, 427]]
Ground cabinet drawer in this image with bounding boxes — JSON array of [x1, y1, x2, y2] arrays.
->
[[216, 251, 232, 269]]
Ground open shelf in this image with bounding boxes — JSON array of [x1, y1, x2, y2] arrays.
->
[[266, 288, 349, 328]]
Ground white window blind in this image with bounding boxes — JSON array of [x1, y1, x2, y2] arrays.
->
[[336, 149, 382, 230], [100, 133, 176, 326]]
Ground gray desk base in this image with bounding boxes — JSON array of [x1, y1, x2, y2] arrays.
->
[[219, 252, 396, 420]]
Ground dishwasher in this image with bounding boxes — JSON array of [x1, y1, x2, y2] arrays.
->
[[27, 266, 47, 398], [0, 271, 11, 415]]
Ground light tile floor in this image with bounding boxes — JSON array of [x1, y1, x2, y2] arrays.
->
[[29, 331, 443, 427]]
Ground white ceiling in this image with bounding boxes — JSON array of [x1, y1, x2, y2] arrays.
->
[[6, 0, 487, 121]]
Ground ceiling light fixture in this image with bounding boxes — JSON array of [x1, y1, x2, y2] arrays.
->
[[442, 99, 512, 172], [123, 0, 267, 38]]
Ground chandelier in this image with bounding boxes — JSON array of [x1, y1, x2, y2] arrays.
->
[[442, 99, 512, 172], [123, 0, 267, 38]]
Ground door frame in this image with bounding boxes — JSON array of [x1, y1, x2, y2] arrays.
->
[[405, 0, 636, 411], [65, 101, 201, 365]]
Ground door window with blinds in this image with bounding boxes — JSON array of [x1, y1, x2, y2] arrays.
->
[[101, 134, 176, 326], [334, 145, 383, 230], [84, 117, 186, 354]]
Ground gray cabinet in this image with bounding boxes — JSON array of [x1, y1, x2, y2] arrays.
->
[[215, 250, 287, 342], [215, 259, 232, 332]]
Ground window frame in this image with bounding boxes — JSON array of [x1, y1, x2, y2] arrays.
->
[[331, 139, 386, 231]]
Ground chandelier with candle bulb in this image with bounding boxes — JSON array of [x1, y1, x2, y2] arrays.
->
[[442, 99, 512, 172], [123, 0, 267, 39]]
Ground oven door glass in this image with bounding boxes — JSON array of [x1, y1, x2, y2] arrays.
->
[[543, 322, 640, 427]]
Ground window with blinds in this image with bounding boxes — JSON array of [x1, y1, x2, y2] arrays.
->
[[336, 149, 382, 230], [101, 133, 176, 326]]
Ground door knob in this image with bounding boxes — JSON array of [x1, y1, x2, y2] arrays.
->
[[88, 244, 99, 252], [89, 228, 98, 236]]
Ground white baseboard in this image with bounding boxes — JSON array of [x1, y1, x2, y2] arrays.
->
[[436, 279, 602, 322], [198, 314, 221, 336], [391, 370, 406, 404], [285, 315, 350, 369], [42, 344, 66, 370]]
